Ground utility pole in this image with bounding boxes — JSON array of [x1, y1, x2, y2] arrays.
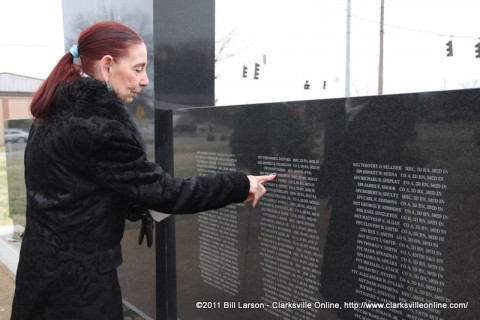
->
[[346, 0, 351, 97], [378, 0, 385, 94]]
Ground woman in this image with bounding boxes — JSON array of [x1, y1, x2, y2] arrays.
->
[[11, 21, 275, 319]]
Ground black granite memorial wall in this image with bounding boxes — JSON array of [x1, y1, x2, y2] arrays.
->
[[150, 1, 480, 319], [2, 2, 476, 320], [171, 89, 479, 320]]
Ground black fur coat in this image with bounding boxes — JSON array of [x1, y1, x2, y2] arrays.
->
[[11, 77, 249, 319]]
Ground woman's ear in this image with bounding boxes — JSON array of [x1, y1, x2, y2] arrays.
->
[[99, 55, 114, 83]]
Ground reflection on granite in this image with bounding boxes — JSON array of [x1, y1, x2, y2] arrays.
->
[[172, 89, 480, 320], [119, 226, 156, 319]]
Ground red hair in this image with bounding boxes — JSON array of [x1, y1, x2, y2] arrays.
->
[[31, 21, 144, 118]]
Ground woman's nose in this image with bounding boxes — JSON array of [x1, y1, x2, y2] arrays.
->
[[140, 73, 149, 87]]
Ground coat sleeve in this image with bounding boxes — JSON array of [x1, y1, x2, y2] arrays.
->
[[89, 120, 250, 214]]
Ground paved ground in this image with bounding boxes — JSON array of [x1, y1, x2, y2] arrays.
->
[[0, 262, 14, 320]]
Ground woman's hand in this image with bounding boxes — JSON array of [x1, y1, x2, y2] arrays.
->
[[245, 173, 277, 207]]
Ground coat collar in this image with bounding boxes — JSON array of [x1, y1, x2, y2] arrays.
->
[[51, 77, 144, 147], [52, 77, 124, 118]]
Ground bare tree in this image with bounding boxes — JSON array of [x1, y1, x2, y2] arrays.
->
[[65, 6, 154, 106]]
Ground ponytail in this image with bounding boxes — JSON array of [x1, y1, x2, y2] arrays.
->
[[31, 21, 143, 118], [30, 52, 81, 118]]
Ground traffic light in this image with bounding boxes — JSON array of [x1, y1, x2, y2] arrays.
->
[[254, 63, 260, 80], [242, 65, 248, 78], [446, 40, 453, 57], [304, 80, 310, 90], [323, 81, 327, 89], [475, 42, 480, 58]]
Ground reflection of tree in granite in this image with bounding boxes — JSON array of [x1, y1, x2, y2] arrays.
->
[[230, 103, 315, 173], [318, 95, 417, 320], [417, 89, 480, 123], [398, 119, 480, 320], [65, 8, 154, 113], [230, 106, 273, 172], [475, 126, 480, 145], [156, 40, 213, 103]]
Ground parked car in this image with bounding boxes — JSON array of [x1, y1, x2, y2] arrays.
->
[[4, 128, 29, 143]]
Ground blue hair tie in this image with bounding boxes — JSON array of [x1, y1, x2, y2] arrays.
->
[[69, 45, 80, 58]]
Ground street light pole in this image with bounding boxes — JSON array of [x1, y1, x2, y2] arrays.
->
[[378, 0, 385, 94], [346, 0, 351, 97]]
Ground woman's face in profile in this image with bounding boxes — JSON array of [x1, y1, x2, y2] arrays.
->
[[109, 43, 149, 104]]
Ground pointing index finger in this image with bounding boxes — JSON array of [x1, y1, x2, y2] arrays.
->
[[257, 173, 277, 183]]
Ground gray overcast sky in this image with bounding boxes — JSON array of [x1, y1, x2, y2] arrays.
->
[[215, 0, 480, 104], [0, 0, 64, 79], [0, 0, 152, 79], [1, 0, 480, 106]]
